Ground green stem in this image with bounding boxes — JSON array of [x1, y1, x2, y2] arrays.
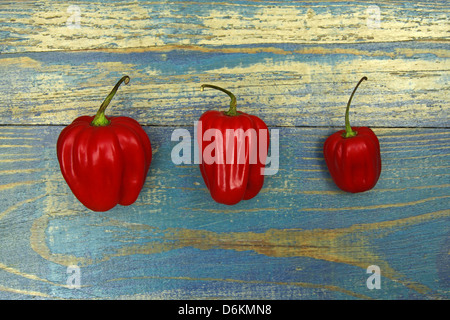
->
[[91, 76, 130, 126], [201, 84, 238, 116], [343, 76, 367, 138]]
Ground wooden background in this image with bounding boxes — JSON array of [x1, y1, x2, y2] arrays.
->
[[0, 0, 448, 300]]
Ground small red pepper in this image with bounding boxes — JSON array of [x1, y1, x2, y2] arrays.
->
[[198, 84, 269, 205], [57, 76, 152, 211], [323, 77, 381, 193]]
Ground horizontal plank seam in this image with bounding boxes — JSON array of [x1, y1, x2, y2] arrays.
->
[[0, 124, 449, 129], [1, 39, 450, 56]]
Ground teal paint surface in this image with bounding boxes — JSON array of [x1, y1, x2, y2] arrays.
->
[[0, 44, 448, 127], [0, 0, 448, 300], [0, 126, 448, 299]]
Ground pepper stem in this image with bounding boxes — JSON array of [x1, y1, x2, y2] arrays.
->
[[91, 76, 130, 126], [201, 84, 238, 116], [343, 76, 368, 138]]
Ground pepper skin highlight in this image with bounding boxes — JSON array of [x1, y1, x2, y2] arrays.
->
[[198, 84, 269, 205], [57, 76, 152, 211], [323, 77, 381, 193]]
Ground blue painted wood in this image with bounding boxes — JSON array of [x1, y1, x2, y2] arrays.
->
[[0, 43, 448, 128], [0, 0, 448, 300], [1, 1, 448, 53], [0, 126, 448, 299]]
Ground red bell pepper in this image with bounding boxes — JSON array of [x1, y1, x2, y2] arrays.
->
[[323, 77, 381, 193], [57, 76, 152, 211], [198, 84, 269, 205]]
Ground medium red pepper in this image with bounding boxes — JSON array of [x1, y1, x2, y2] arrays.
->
[[323, 77, 381, 193], [198, 84, 269, 205], [57, 76, 152, 211]]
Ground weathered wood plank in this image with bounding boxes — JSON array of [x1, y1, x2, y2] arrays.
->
[[0, 125, 448, 299], [0, 0, 448, 302], [0, 43, 448, 127], [0, 1, 448, 53]]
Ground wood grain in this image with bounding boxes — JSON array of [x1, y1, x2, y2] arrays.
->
[[0, 0, 448, 300], [1, 1, 448, 53], [0, 125, 448, 299], [0, 43, 448, 127]]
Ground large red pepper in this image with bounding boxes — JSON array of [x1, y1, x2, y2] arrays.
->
[[198, 84, 269, 205], [57, 76, 152, 211], [323, 77, 381, 193]]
